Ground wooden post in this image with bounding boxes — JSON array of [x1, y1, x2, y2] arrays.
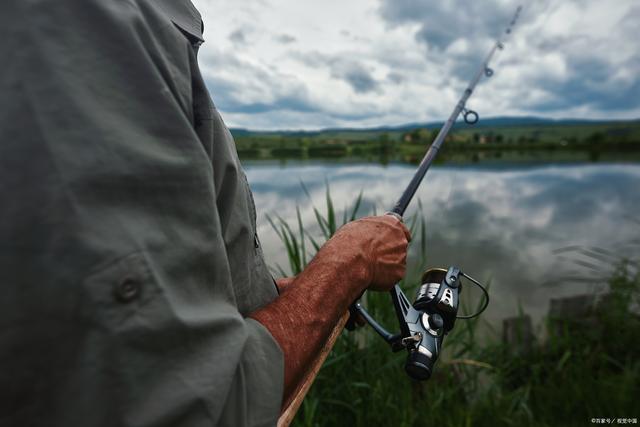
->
[[548, 294, 597, 319], [547, 294, 599, 337]]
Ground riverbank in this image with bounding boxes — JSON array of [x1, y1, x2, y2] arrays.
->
[[294, 265, 639, 427], [233, 119, 640, 162]]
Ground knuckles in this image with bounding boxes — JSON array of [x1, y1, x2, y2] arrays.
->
[[332, 215, 412, 291]]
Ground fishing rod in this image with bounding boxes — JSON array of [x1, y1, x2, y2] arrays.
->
[[278, 6, 522, 425], [349, 5, 522, 381], [392, 5, 522, 218]]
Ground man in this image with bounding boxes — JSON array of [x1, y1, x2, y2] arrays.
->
[[0, 0, 410, 426]]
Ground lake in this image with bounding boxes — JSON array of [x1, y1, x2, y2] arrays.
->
[[243, 156, 640, 330]]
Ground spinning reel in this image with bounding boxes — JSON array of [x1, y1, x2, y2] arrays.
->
[[352, 267, 489, 380]]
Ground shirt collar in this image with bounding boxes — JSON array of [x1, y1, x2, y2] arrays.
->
[[156, 0, 204, 43]]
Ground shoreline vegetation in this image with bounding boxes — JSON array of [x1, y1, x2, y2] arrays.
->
[[233, 119, 640, 163], [270, 188, 640, 427]]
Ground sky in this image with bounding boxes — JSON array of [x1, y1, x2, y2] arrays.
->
[[191, 0, 640, 130]]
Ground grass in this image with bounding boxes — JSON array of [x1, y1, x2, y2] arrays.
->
[[270, 188, 640, 427]]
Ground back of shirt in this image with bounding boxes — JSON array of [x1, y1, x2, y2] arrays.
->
[[0, 0, 283, 425]]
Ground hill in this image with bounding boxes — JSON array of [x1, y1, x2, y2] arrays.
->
[[230, 116, 640, 139], [230, 116, 640, 160]]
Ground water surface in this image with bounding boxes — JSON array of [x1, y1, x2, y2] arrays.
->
[[243, 157, 640, 328]]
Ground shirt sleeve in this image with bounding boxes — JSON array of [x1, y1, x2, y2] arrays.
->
[[0, 1, 283, 426]]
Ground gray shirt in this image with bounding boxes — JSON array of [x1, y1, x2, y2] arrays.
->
[[0, 0, 284, 425]]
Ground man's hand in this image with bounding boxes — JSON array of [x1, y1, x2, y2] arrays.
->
[[322, 215, 411, 292], [275, 215, 410, 295]]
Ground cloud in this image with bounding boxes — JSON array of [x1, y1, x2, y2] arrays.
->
[[197, 47, 387, 129], [274, 33, 296, 44], [199, 49, 319, 114], [526, 57, 640, 112], [331, 61, 381, 94], [386, 71, 404, 84], [192, 0, 640, 130], [291, 51, 381, 94], [401, 0, 640, 118], [228, 28, 247, 45], [379, 0, 513, 51]]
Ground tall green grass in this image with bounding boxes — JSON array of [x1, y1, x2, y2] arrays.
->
[[270, 187, 640, 427]]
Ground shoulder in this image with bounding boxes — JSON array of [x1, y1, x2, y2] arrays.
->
[[18, 0, 203, 42]]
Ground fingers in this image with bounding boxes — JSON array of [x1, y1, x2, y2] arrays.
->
[[369, 254, 407, 291], [343, 215, 409, 291], [400, 222, 411, 242], [325, 214, 415, 293]]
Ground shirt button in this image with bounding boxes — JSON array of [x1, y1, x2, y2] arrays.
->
[[114, 277, 140, 303]]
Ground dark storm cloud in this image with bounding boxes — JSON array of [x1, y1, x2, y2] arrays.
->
[[379, 0, 512, 51], [201, 50, 383, 123], [526, 56, 640, 112], [336, 63, 379, 94], [377, 0, 519, 82], [292, 51, 381, 94], [378, 0, 640, 116], [206, 75, 382, 121], [205, 74, 319, 114], [195, 0, 638, 129], [199, 48, 320, 115], [387, 71, 404, 84], [520, 16, 640, 114]]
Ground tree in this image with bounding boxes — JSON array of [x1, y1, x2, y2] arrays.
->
[[586, 131, 605, 146]]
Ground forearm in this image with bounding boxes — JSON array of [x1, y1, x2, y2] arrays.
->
[[251, 215, 409, 411], [250, 248, 368, 409]]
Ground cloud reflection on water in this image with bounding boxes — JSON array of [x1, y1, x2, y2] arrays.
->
[[244, 160, 640, 326]]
